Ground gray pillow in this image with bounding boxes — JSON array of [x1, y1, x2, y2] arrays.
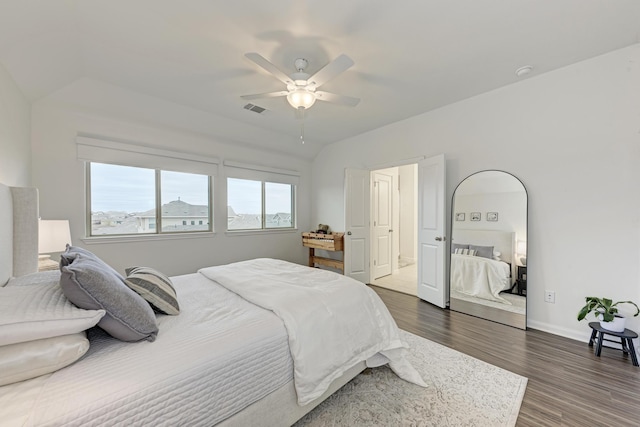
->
[[469, 244, 494, 259], [451, 243, 469, 254], [61, 245, 125, 281], [60, 252, 158, 342]]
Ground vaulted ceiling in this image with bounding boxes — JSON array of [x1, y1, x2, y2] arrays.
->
[[1, 0, 638, 158]]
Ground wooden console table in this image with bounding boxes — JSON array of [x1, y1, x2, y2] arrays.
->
[[302, 232, 344, 273]]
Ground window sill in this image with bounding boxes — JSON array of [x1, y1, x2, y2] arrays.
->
[[81, 231, 216, 245], [224, 228, 299, 237]]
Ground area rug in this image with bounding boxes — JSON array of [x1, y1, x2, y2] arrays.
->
[[295, 330, 527, 426]]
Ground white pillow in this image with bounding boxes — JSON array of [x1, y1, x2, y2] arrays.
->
[[0, 333, 90, 386], [0, 283, 105, 346]]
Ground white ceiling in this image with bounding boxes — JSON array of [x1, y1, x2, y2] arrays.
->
[[0, 0, 638, 158]]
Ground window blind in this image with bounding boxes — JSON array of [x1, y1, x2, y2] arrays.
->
[[223, 160, 299, 185], [76, 136, 219, 175]]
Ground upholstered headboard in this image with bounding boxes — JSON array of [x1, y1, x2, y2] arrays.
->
[[451, 229, 515, 264], [0, 183, 39, 285]]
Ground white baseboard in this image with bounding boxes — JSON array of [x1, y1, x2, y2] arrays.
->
[[527, 319, 638, 352], [399, 257, 416, 266], [526, 319, 591, 343]]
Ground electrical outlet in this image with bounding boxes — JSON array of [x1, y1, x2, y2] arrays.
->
[[544, 290, 555, 303]]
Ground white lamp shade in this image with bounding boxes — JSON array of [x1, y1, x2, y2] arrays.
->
[[516, 240, 527, 255], [38, 220, 71, 254], [287, 89, 316, 109]]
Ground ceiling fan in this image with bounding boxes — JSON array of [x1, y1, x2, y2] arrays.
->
[[241, 52, 360, 112]]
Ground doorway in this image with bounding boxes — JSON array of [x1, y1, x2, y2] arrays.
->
[[369, 164, 418, 296], [344, 154, 447, 308]]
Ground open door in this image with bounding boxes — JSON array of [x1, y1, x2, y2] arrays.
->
[[344, 168, 370, 283], [417, 154, 447, 308], [372, 171, 393, 280]]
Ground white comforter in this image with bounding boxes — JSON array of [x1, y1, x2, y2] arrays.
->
[[199, 258, 426, 405], [450, 254, 512, 304]]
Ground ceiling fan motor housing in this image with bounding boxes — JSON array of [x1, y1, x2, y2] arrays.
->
[[294, 58, 308, 72]]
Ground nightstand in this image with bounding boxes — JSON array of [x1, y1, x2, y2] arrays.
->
[[38, 258, 59, 272], [516, 265, 527, 296]]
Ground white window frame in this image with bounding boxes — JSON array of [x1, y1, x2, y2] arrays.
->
[[224, 160, 299, 233], [77, 137, 218, 240]]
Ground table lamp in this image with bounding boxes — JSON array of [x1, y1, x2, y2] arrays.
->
[[516, 240, 527, 266]]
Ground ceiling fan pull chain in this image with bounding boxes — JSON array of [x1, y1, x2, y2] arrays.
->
[[300, 112, 305, 144]]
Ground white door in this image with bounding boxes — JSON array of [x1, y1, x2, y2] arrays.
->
[[372, 172, 392, 279], [417, 154, 447, 308], [344, 169, 370, 283]]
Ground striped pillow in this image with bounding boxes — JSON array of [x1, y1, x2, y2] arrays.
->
[[454, 248, 477, 256], [124, 267, 180, 315]]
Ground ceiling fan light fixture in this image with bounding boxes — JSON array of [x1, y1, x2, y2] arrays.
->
[[287, 88, 316, 109]]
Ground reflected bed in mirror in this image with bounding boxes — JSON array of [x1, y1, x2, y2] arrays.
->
[[449, 171, 527, 330]]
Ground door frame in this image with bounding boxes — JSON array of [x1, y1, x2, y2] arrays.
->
[[345, 155, 446, 307]]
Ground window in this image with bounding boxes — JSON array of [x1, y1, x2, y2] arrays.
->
[[88, 162, 212, 236], [227, 178, 295, 231], [160, 170, 209, 232]]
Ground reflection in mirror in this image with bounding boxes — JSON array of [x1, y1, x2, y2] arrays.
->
[[449, 171, 527, 329]]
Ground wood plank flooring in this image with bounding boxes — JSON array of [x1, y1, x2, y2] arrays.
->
[[371, 285, 640, 426]]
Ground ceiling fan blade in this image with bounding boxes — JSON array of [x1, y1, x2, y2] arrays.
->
[[241, 90, 289, 100], [245, 53, 293, 85], [307, 54, 354, 88], [315, 91, 360, 107]]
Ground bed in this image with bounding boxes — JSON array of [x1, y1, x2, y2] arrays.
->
[[450, 229, 515, 304], [0, 183, 424, 426]]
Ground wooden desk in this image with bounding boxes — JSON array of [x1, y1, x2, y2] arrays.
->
[[302, 232, 344, 273]]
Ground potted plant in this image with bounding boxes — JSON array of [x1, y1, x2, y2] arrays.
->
[[577, 297, 640, 332]]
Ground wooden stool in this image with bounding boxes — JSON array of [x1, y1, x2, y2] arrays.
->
[[588, 322, 639, 367]]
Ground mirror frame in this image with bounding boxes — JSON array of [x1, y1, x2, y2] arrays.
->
[[448, 170, 528, 329]]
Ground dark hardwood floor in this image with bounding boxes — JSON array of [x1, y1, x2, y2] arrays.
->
[[370, 285, 640, 427]]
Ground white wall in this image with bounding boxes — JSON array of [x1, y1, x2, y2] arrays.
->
[[0, 62, 30, 186], [453, 192, 527, 239], [312, 44, 640, 343], [31, 79, 312, 276], [398, 164, 417, 265]]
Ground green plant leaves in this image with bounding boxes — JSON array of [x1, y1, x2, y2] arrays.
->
[[577, 297, 640, 322]]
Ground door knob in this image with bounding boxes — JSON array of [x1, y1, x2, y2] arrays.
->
[[389, 229, 393, 232], [435, 236, 446, 241], [347, 231, 352, 235]]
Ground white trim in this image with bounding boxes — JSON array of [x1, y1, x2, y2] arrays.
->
[[224, 228, 299, 237], [81, 231, 216, 245], [527, 319, 592, 343], [367, 156, 426, 171]]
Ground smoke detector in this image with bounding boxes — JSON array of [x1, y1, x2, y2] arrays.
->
[[515, 65, 534, 77]]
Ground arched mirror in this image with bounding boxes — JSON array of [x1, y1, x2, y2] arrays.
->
[[449, 171, 527, 329]]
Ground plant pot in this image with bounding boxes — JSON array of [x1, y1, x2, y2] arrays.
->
[[596, 313, 626, 332]]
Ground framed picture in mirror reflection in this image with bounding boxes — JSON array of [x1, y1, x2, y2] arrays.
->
[[470, 212, 481, 221], [487, 212, 498, 221], [455, 213, 465, 221]]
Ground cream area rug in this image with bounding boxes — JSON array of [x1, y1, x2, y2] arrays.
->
[[295, 330, 527, 426]]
